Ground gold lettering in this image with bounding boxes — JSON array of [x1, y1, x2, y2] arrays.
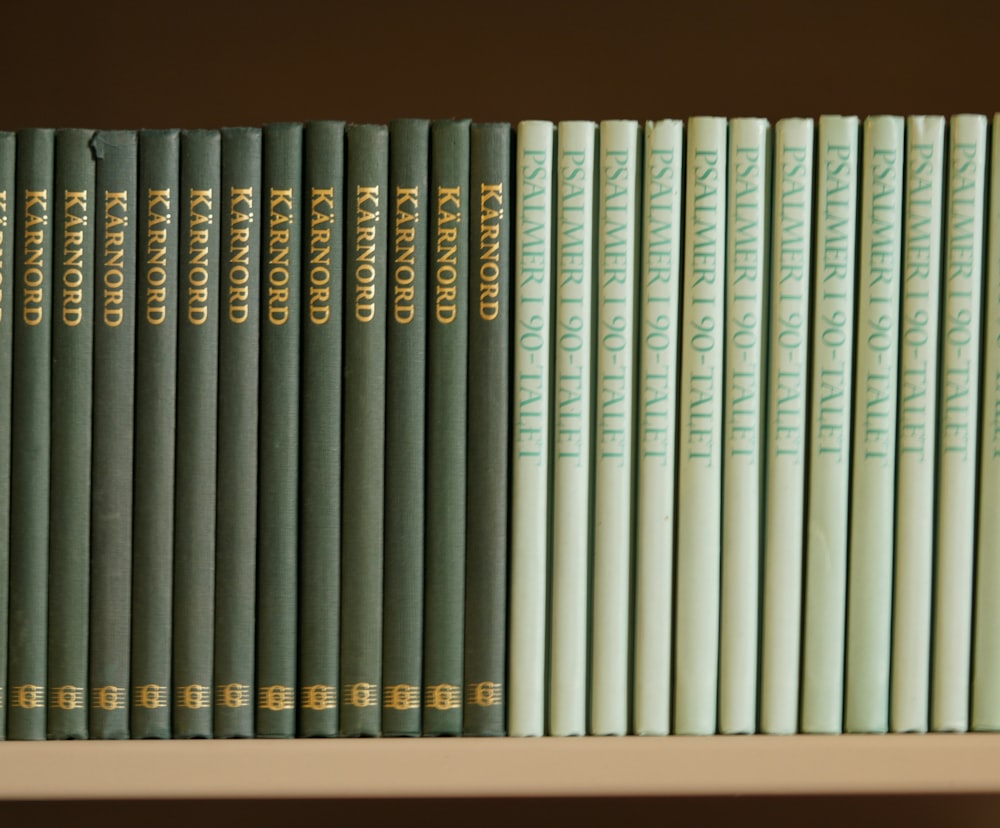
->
[[268, 188, 293, 325]]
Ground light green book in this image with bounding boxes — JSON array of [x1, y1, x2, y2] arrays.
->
[[801, 115, 859, 734], [890, 115, 945, 734], [759, 117, 814, 734], [844, 114, 905, 734], [719, 117, 769, 735], [548, 120, 596, 737], [509, 120, 554, 737], [674, 116, 727, 735], [932, 113, 988, 733], [973, 112, 1000, 732], [590, 119, 639, 736], [633, 118, 683, 736]]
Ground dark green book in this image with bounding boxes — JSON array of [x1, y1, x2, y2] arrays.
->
[[215, 127, 261, 738], [422, 118, 470, 736], [382, 118, 429, 737], [89, 130, 137, 739], [298, 120, 344, 738], [257, 122, 302, 738], [47, 128, 95, 739], [173, 129, 221, 738], [8, 128, 54, 741], [0, 133, 13, 740], [464, 122, 511, 736], [340, 123, 389, 737], [131, 129, 180, 739]]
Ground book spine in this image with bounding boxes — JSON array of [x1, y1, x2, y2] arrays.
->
[[215, 126, 261, 737], [801, 115, 860, 734], [47, 128, 95, 739], [0, 133, 13, 740], [509, 119, 554, 738], [590, 119, 640, 736], [719, 117, 770, 735], [89, 130, 137, 739], [890, 115, 945, 733], [256, 122, 302, 737], [845, 114, 905, 734], [633, 119, 683, 736], [8, 128, 54, 740], [548, 120, 596, 737], [131, 129, 180, 738], [675, 116, 727, 735], [422, 119, 470, 736], [932, 113, 988, 733], [464, 122, 511, 737], [759, 117, 815, 734], [973, 112, 1000, 731], [382, 118, 428, 737], [298, 120, 344, 737], [340, 123, 389, 737]]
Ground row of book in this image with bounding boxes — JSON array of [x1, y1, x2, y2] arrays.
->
[[0, 113, 998, 740]]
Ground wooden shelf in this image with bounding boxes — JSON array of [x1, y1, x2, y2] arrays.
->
[[0, 734, 998, 800]]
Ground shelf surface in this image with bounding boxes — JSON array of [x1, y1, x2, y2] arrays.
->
[[1, 734, 999, 799]]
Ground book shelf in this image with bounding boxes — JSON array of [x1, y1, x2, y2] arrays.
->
[[4, 0, 1000, 821]]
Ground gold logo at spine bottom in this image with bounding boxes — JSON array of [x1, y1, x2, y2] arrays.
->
[[300, 685, 337, 710], [49, 685, 85, 710], [176, 684, 212, 709], [383, 684, 420, 711], [92, 686, 127, 711], [343, 682, 378, 708], [216, 683, 251, 709], [257, 685, 295, 711], [424, 684, 461, 711], [134, 684, 168, 709], [12, 684, 45, 709], [466, 681, 503, 707]]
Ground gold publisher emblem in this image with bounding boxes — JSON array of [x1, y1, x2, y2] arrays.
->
[[134, 684, 168, 709], [424, 684, 461, 711], [258, 685, 295, 711], [50, 685, 84, 710], [176, 684, 211, 709], [12, 684, 45, 709], [383, 684, 419, 711], [216, 683, 251, 709], [467, 681, 503, 707], [300, 684, 337, 711], [92, 685, 127, 711], [343, 682, 378, 708]]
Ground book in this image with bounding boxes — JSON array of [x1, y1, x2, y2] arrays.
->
[[256, 122, 302, 737], [0, 132, 13, 740], [131, 129, 180, 739], [298, 120, 344, 738], [674, 116, 727, 736], [801, 115, 860, 734], [844, 114, 904, 734], [508, 119, 554, 738], [973, 112, 1000, 731], [890, 115, 945, 734], [759, 117, 814, 735], [590, 119, 640, 736], [719, 116, 770, 735], [464, 122, 511, 737], [633, 118, 683, 736], [8, 128, 54, 741], [932, 113, 988, 733], [422, 118, 470, 737], [47, 127, 96, 740], [89, 130, 138, 739], [215, 126, 261, 738], [340, 123, 389, 737], [382, 118, 428, 737], [548, 120, 596, 738]]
